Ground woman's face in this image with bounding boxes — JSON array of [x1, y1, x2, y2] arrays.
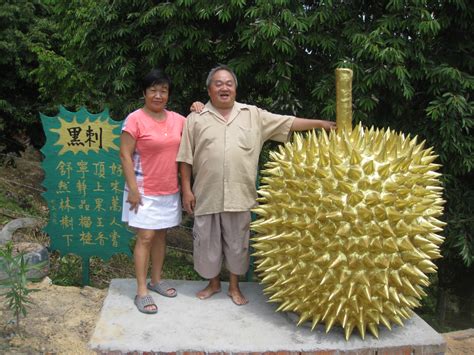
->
[[144, 83, 169, 113]]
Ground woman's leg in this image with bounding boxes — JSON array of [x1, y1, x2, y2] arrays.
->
[[149, 229, 177, 296], [150, 229, 167, 284], [134, 228, 157, 310]]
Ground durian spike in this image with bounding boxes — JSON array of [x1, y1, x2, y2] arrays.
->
[[311, 314, 322, 331], [368, 322, 379, 339], [336, 68, 353, 134], [345, 321, 356, 341], [297, 311, 312, 326]]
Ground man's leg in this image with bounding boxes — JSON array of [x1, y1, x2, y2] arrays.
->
[[222, 211, 251, 305], [194, 214, 223, 299], [228, 272, 248, 305]]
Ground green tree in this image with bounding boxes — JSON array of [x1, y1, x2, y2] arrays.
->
[[0, 0, 47, 154], [36, 0, 250, 118]]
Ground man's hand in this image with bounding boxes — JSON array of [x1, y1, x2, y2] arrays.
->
[[190, 101, 205, 113], [182, 189, 196, 215], [290, 118, 337, 132], [320, 120, 337, 131], [127, 189, 143, 213]]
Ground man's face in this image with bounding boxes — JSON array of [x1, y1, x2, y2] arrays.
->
[[208, 70, 236, 109]]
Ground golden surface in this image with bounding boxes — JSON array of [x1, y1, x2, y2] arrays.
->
[[336, 68, 353, 133], [251, 69, 445, 340]]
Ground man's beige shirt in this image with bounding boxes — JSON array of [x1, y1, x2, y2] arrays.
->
[[176, 101, 295, 216]]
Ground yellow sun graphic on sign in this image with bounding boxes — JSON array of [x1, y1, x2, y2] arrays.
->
[[50, 117, 120, 155]]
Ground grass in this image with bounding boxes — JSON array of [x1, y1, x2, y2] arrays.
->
[[0, 190, 44, 225], [0, 151, 46, 223], [47, 243, 200, 289]]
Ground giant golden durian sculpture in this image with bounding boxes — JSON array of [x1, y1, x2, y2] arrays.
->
[[251, 69, 445, 340]]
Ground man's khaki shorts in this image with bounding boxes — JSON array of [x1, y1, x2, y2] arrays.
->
[[193, 211, 251, 279]]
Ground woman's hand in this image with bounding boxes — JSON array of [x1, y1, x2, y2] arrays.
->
[[190, 101, 205, 113], [127, 189, 143, 213]]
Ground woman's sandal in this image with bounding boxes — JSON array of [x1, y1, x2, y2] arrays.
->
[[147, 280, 177, 298], [134, 294, 158, 314]]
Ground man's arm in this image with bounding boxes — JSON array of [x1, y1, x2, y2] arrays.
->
[[290, 117, 336, 131], [179, 162, 195, 214]]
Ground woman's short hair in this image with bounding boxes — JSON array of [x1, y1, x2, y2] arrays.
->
[[141, 69, 172, 95]]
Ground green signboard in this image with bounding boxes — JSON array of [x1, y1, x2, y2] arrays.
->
[[41, 106, 133, 284]]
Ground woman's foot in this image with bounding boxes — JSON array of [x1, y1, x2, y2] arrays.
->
[[134, 294, 158, 314], [148, 280, 177, 297]]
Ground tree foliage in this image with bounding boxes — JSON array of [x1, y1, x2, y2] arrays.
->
[[0, 0, 48, 152], [3, 1, 473, 271]]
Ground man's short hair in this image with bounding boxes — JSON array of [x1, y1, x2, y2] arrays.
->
[[206, 65, 238, 88]]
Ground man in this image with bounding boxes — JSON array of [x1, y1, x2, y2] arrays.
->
[[177, 65, 336, 305]]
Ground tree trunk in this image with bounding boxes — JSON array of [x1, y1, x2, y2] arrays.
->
[[436, 286, 447, 326]]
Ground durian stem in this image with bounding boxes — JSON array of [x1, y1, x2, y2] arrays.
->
[[335, 68, 353, 134]]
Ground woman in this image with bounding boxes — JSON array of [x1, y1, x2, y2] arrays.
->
[[120, 69, 186, 314]]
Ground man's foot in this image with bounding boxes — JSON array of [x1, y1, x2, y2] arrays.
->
[[227, 288, 248, 306], [196, 281, 221, 300]]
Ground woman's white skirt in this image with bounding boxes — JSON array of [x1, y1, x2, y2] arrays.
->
[[121, 191, 182, 230]]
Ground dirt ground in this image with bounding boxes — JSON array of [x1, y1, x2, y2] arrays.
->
[[444, 329, 474, 354], [0, 277, 472, 354], [0, 277, 106, 354]]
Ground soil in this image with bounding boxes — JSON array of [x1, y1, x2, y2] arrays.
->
[[444, 329, 474, 354], [0, 277, 472, 354], [0, 277, 106, 354]]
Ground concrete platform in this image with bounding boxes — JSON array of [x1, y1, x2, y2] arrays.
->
[[89, 279, 446, 354]]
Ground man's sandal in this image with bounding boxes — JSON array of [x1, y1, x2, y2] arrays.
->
[[134, 294, 158, 314], [147, 280, 177, 298]]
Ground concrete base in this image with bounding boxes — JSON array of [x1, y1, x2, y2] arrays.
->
[[89, 279, 446, 354]]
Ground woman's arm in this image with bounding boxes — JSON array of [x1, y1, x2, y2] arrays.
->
[[119, 132, 142, 213]]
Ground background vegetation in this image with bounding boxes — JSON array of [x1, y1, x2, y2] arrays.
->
[[0, 0, 472, 331]]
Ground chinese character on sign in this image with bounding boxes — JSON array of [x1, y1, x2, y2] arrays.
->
[[85, 126, 103, 148], [67, 127, 85, 146]]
